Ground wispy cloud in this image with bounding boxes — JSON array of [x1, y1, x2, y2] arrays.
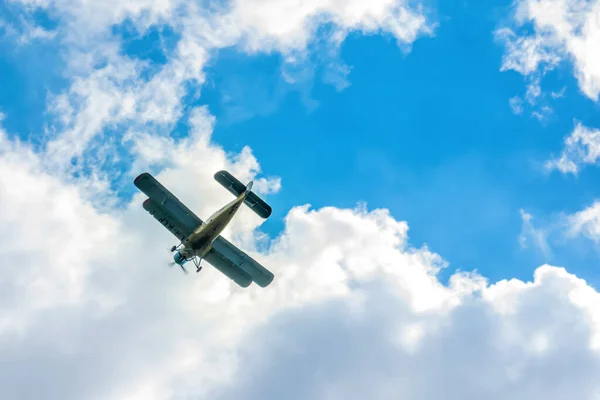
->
[[519, 209, 551, 257], [545, 122, 600, 174], [509, 96, 524, 114], [566, 200, 600, 242], [5, 0, 435, 193], [496, 0, 600, 102]]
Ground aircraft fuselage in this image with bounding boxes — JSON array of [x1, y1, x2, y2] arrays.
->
[[181, 188, 249, 259]]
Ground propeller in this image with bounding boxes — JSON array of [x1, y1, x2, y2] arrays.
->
[[168, 261, 188, 274]]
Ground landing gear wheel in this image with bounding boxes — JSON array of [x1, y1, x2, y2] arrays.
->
[[192, 257, 202, 273], [170, 245, 177, 252]]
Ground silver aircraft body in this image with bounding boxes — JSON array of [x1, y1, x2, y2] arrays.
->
[[134, 171, 274, 288], [184, 181, 252, 260]]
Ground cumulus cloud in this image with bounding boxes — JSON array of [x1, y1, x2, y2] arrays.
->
[[227, 0, 433, 54], [3, 114, 600, 399], [221, 265, 600, 400], [497, 0, 600, 102], [545, 122, 600, 174], [12, 0, 433, 49]]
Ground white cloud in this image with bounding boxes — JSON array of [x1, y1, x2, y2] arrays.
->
[[2, 106, 600, 398], [515, 202, 600, 253], [23, 0, 433, 52], [2, 0, 600, 398], [566, 200, 600, 242], [551, 86, 567, 98], [496, 27, 562, 77], [526, 78, 542, 104], [509, 96, 524, 114], [531, 104, 554, 121], [545, 122, 600, 174], [7, 0, 433, 187], [0, 14, 56, 45], [227, 0, 433, 54], [519, 209, 551, 256], [497, 0, 600, 101]]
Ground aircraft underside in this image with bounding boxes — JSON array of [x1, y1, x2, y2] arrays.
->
[[133, 171, 275, 288]]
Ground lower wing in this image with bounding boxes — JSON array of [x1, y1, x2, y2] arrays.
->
[[209, 236, 274, 288]]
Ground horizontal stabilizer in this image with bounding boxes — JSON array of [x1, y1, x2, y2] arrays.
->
[[214, 170, 272, 219]]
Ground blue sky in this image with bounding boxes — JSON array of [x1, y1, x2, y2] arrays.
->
[[1, 0, 599, 284], [129, 1, 599, 281], [2, 0, 600, 398], [203, 2, 600, 285]]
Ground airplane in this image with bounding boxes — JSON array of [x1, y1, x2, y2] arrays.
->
[[133, 170, 275, 288]]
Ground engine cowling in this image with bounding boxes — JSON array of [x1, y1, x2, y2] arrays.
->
[[173, 251, 187, 265]]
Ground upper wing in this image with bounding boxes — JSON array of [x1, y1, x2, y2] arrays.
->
[[142, 198, 195, 241], [135, 172, 202, 240], [208, 236, 274, 288]]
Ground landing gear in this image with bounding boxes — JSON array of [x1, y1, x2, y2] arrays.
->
[[192, 257, 202, 273], [170, 244, 203, 274], [170, 242, 184, 252]]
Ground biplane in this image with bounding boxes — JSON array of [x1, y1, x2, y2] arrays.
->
[[134, 170, 274, 288]]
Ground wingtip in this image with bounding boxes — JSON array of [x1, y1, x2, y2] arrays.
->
[[213, 170, 227, 180], [133, 172, 151, 185]]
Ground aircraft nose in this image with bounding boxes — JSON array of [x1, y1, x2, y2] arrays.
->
[[173, 251, 186, 265]]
